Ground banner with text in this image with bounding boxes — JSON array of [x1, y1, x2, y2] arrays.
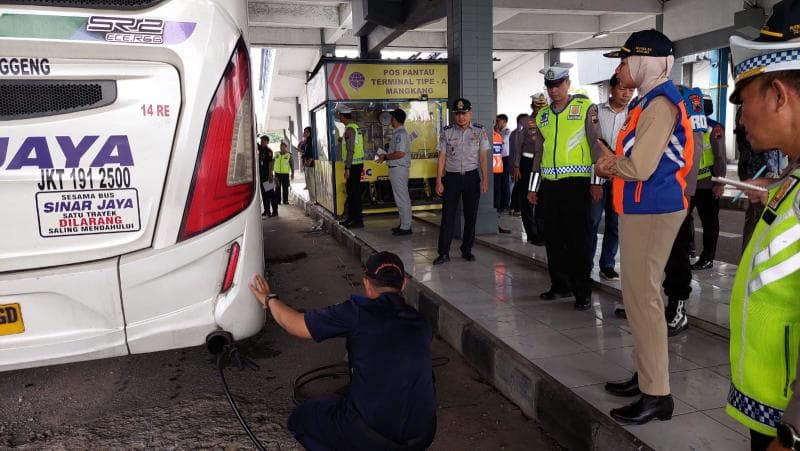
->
[[326, 63, 448, 100]]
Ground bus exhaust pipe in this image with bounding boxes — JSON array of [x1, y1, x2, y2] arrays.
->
[[206, 330, 233, 355]]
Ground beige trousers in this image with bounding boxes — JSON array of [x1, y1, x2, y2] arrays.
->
[[619, 210, 686, 396]]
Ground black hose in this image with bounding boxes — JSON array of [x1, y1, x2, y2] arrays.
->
[[217, 350, 267, 451], [292, 362, 350, 406]]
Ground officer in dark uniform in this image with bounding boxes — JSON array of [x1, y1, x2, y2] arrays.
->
[[512, 92, 549, 244], [249, 251, 437, 450], [433, 98, 491, 265], [527, 65, 605, 310]]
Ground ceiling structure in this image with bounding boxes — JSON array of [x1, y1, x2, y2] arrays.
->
[[247, 0, 767, 131]]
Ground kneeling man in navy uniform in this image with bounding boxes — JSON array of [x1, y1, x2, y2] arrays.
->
[[249, 251, 437, 450]]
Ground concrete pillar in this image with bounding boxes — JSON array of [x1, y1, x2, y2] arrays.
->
[[446, 0, 496, 236], [545, 49, 561, 66], [669, 58, 683, 84]]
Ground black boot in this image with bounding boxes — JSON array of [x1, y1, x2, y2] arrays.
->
[[610, 394, 674, 424], [605, 372, 641, 397]]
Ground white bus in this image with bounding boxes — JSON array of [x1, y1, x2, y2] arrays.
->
[[0, 0, 265, 371]]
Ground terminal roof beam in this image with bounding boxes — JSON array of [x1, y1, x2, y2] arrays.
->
[[493, 0, 663, 14], [248, 1, 341, 28], [323, 2, 353, 44]]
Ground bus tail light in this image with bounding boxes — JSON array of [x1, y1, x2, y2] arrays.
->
[[221, 242, 240, 293], [179, 39, 255, 242]]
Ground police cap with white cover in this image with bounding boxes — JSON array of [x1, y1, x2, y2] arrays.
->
[[729, 0, 800, 103], [530, 92, 548, 107], [539, 63, 573, 86]]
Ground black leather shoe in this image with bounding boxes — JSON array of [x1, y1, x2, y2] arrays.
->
[[610, 394, 674, 424], [690, 259, 713, 270], [539, 289, 571, 300], [527, 235, 545, 246], [391, 226, 402, 233], [614, 307, 627, 319], [433, 254, 450, 265], [462, 252, 476, 262], [498, 226, 512, 234], [574, 297, 591, 310], [605, 372, 641, 397], [339, 219, 351, 226], [345, 221, 364, 229], [392, 228, 412, 236]]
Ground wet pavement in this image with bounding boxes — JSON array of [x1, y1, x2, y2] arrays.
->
[[0, 203, 560, 450], [291, 179, 751, 450]]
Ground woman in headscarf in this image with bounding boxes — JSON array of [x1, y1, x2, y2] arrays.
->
[[596, 29, 696, 425]]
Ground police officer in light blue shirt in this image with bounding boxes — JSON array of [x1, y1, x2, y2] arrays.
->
[[433, 98, 491, 265], [380, 108, 413, 235]]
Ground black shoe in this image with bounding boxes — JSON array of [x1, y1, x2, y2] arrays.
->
[[605, 372, 641, 397], [462, 252, 476, 262], [599, 268, 620, 280], [667, 311, 689, 337], [539, 289, 571, 300], [527, 235, 545, 245], [690, 259, 713, 270], [339, 219, 351, 226], [392, 228, 412, 236], [666, 299, 689, 337], [391, 226, 402, 233], [433, 254, 450, 265], [271, 212, 278, 217], [498, 226, 512, 234], [574, 297, 591, 310], [610, 394, 674, 425], [345, 221, 364, 229], [614, 307, 627, 319]]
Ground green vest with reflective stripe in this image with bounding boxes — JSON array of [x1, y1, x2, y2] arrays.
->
[[346, 122, 364, 165], [698, 128, 714, 180], [535, 96, 593, 180], [727, 168, 800, 436], [274, 152, 291, 174]]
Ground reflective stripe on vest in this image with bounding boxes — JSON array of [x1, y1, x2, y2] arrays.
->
[[536, 96, 593, 180], [274, 153, 291, 174], [346, 122, 364, 164], [728, 170, 800, 436], [698, 128, 714, 180], [612, 80, 694, 215], [492, 130, 504, 174]]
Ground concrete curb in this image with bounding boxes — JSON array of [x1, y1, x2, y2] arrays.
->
[[290, 192, 653, 451]]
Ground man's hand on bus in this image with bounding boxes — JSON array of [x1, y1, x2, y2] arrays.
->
[[248, 273, 271, 308]]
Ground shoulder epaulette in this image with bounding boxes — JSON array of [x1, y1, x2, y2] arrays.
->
[[472, 123, 484, 129], [443, 124, 454, 130], [572, 94, 590, 100]]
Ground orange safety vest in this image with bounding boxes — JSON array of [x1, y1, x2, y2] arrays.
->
[[492, 130, 504, 174], [612, 80, 694, 215]]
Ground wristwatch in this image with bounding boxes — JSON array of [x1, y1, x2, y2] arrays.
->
[[267, 293, 279, 300], [777, 422, 800, 450]]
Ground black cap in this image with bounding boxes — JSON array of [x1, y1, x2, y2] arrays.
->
[[364, 251, 405, 289], [757, 0, 800, 41], [452, 98, 472, 113], [391, 108, 406, 124], [604, 29, 673, 59]]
